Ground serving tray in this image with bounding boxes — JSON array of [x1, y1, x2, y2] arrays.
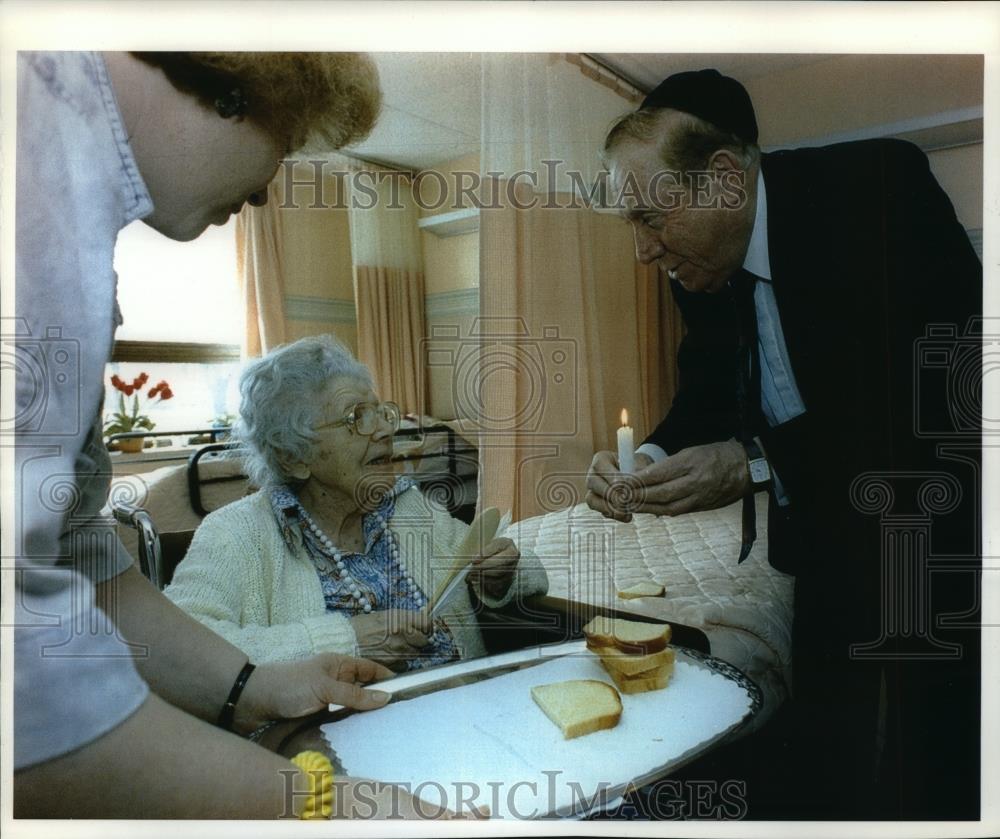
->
[[274, 640, 761, 819]]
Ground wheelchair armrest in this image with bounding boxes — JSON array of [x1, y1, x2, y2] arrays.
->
[[112, 503, 163, 590], [112, 502, 195, 591]]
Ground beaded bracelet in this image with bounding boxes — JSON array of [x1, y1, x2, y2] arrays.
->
[[290, 751, 335, 819], [217, 661, 256, 731]]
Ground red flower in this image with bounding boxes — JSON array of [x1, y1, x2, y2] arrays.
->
[[104, 372, 177, 441]]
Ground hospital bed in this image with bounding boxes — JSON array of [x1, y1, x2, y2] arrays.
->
[[504, 494, 793, 727]]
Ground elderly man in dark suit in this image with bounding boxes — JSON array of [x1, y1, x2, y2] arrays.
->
[[587, 70, 981, 819]]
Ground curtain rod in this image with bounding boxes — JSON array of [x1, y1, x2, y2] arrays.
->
[[567, 54, 646, 102]]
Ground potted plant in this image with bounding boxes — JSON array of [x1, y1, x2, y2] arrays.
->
[[187, 414, 234, 445], [104, 372, 174, 453]]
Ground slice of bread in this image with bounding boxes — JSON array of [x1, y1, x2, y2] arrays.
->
[[617, 581, 666, 599], [583, 616, 671, 654], [608, 667, 672, 695], [531, 679, 622, 739], [602, 656, 673, 682], [599, 646, 676, 677], [582, 616, 618, 648]]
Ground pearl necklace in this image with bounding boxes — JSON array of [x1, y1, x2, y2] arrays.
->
[[296, 502, 426, 613]]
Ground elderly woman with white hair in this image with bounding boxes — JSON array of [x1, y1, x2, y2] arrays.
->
[[165, 335, 547, 671]]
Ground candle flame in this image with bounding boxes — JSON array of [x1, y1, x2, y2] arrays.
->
[[620, 408, 629, 427]]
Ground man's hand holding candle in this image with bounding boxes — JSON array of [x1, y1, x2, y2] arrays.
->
[[587, 441, 751, 521], [585, 450, 653, 523], [628, 441, 751, 516]]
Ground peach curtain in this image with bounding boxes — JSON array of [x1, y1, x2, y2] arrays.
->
[[235, 180, 287, 358], [353, 264, 426, 413], [479, 196, 681, 521], [478, 55, 683, 521], [347, 166, 427, 414]]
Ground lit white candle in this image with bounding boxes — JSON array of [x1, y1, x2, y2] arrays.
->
[[617, 408, 635, 474]]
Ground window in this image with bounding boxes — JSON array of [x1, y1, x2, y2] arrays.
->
[[105, 218, 244, 435], [114, 217, 241, 343]]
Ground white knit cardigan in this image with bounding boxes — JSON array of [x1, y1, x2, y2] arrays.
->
[[164, 487, 548, 663]]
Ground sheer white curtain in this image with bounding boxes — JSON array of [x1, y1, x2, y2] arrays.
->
[[346, 162, 427, 414], [478, 54, 679, 521]]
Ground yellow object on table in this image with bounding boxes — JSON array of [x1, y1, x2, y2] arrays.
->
[[290, 751, 334, 819]]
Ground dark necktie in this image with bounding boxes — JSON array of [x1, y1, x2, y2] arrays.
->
[[730, 269, 761, 563]]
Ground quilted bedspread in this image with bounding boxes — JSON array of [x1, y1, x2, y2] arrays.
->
[[505, 494, 794, 727]]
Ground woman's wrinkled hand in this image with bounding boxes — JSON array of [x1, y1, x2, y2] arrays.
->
[[468, 537, 519, 601], [351, 609, 431, 672]]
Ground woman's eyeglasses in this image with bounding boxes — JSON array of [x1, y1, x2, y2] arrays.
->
[[316, 401, 401, 437]]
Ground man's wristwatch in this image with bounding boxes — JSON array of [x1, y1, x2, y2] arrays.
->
[[742, 438, 771, 487]]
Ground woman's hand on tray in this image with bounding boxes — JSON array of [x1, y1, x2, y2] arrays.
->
[[236, 654, 393, 733]]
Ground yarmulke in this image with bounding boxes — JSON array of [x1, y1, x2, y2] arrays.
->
[[640, 69, 758, 144]]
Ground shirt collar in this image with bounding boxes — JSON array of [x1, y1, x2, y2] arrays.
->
[[93, 52, 154, 225], [741, 168, 771, 281], [271, 475, 415, 553]]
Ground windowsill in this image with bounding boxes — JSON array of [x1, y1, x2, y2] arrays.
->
[[111, 340, 241, 363], [109, 442, 205, 476]]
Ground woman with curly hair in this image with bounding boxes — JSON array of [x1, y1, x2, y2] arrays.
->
[[167, 335, 547, 670]]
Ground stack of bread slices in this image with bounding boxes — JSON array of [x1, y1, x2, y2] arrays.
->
[[583, 615, 675, 694]]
